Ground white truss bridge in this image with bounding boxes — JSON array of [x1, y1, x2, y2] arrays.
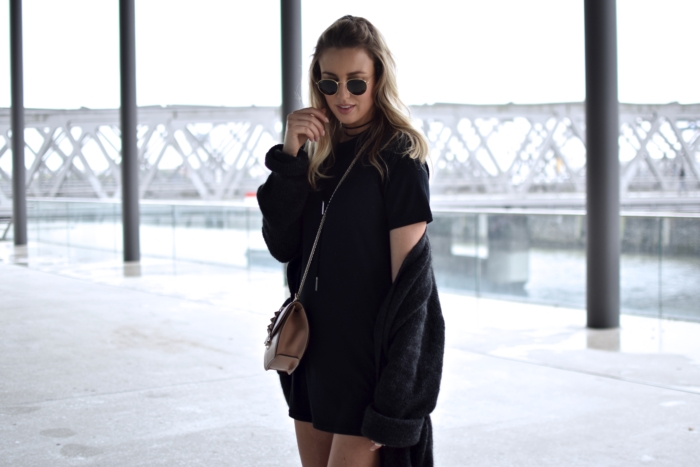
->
[[0, 103, 698, 206]]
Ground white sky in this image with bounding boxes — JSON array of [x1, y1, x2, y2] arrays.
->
[[0, 0, 698, 109]]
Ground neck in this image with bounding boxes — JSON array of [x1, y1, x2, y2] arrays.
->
[[340, 128, 365, 142], [344, 121, 372, 130], [341, 120, 372, 141]]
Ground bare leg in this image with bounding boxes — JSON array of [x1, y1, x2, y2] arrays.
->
[[327, 433, 380, 467], [294, 420, 333, 467]]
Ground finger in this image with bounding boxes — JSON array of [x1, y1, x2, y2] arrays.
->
[[285, 123, 312, 144], [302, 128, 318, 143], [291, 114, 326, 134], [291, 112, 325, 127], [288, 119, 320, 138], [293, 122, 321, 143], [295, 107, 330, 123], [292, 114, 326, 137], [290, 119, 323, 142], [308, 107, 330, 123]]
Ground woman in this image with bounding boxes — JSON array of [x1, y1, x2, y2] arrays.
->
[[258, 16, 444, 467]]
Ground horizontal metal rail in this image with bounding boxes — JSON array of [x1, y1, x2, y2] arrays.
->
[[22, 197, 700, 220]]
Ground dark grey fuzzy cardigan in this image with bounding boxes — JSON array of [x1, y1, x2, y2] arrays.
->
[[257, 144, 445, 467]]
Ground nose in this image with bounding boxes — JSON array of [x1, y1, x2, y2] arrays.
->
[[337, 82, 352, 100]]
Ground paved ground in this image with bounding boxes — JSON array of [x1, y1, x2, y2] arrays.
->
[[1, 241, 699, 466]]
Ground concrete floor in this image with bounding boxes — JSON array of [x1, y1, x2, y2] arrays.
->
[[1, 241, 699, 466]]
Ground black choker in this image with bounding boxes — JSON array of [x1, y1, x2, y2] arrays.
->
[[342, 121, 372, 130]]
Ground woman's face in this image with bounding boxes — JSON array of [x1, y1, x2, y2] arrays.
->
[[318, 47, 375, 128]]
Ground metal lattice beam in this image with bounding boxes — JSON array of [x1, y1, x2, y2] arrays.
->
[[411, 103, 700, 196], [0, 106, 280, 200], [0, 103, 698, 203]]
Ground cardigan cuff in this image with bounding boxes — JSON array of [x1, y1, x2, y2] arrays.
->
[[265, 144, 309, 177], [360, 405, 424, 448]]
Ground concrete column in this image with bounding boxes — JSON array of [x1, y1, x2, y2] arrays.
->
[[584, 0, 620, 328], [280, 0, 302, 135], [10, 0, 27, 246], [119, 0, 140, 262]]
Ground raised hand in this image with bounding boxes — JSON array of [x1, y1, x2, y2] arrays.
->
[[282, 107, 330, 157]]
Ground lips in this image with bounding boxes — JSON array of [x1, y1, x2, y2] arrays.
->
[[336, 105, 355, 115]]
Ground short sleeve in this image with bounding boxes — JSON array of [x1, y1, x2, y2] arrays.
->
[[384, 155, 433, 231]]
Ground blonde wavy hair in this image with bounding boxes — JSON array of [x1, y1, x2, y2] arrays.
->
[[305, 15, 429, 189]]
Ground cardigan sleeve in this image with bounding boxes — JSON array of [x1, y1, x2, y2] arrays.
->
[[256, 144, 311, 263], [361, 236, 445, 449]]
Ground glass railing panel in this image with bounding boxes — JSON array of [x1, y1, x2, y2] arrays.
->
[[34, 200, 70, 246], [239, 207, 278, 269], [66, 201, 121, 252], [21, 200, 699, 322], [172, 204, 246, 266], [620, 216, 662, 318], [430, 212, 588, 307], [220, 206, 249, 267], [26, 200, 40, 242], [661, 216, 700, 321], [140, 203, 175, 259], [429, 212, 480, 294], [481, 213, 531, 299], [520, 214, 586, 308]]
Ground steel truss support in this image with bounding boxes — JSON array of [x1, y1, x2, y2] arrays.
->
[[585, 0, 620, 329], [0, 104, 698, 202], [10, 0, 27, 246]]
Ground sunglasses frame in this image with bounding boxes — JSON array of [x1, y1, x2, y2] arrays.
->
[[316, 78, 369, 96]]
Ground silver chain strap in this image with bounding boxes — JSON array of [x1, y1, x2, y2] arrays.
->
[[295, 154, 360, 300]]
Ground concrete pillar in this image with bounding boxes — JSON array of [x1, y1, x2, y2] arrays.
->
[[280, 0, 302, 134], [584, 0, 620, 328], [119, 0, 140, 262], [10, 0, 27, 246]]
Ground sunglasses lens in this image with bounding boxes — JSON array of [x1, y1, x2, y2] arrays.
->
[[347, 79, 367, 95], [318, 80, 338, 95]]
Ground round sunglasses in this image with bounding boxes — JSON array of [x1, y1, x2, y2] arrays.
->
[[316, 78, 368, 96]]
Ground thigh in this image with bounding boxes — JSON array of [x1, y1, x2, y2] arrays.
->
[[294, 420, 333, 467], [327, 433, 380, 467]]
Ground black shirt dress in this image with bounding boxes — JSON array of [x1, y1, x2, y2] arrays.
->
[[275, 136, 432, 436]]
